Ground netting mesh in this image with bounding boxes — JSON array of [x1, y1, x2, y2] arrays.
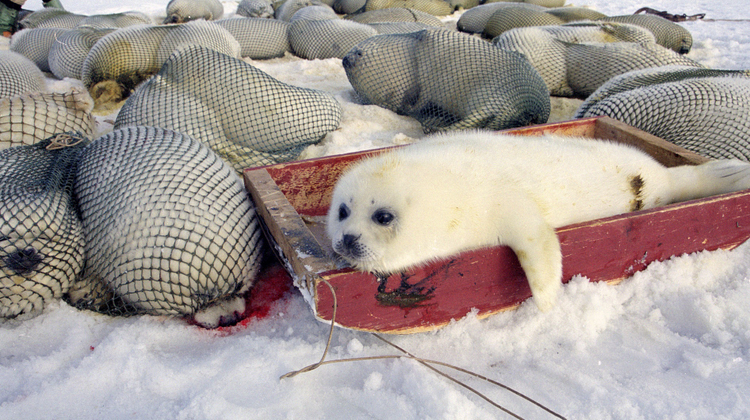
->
[[0, 88, 96, 149], [276, 0, 325, 21], [492, 24, 659, 97], [290, 5, 338, 22], [545, 6, 606, 22], [9, 28, 69, 73], [49, 27, 117, 80], [333, 0, 366, 15], [215, 17, 291, 59], [367, 21, 431, 34], [236, 0, 275, 18], [457, 3, 548, 34], [19, 9, 86, 29], [0, 134, 86, 319], [114, 44, 342, 171], [77, 12, 153, 28], [165, 0, 224, 24], [343, 28, 550, 132], [364, 0, 454, 16], [0, 51, 47, 99], [289, 17, 378, 59], [599, 14, 693, 54], [564, 42, 703, 97], [345, 7, 443, 26], [81, 21, 240, 109], [576, 66, 750, 117], [577, 75, 750, 161], [483, 6, 564, 39], [69, 126, 265, 320]]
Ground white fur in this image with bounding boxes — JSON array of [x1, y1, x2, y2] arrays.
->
[[326, 131, 750, 311]]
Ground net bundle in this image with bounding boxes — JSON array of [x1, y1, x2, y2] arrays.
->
[[164, 0, 224, 24], [69, 126, 265, 325], [9, 28, 69, 73], [114, 44, 342, 171], [49, 27, 117, 80], [343, 28, 550, 132], [345, 7, 443, 26], [576, 70, 750, 161], [289, 17, 378, 60], [0, 51, 47, 99], [0, 88, 96, 149], [364, 0, 454, 16], [599, 14, 693, 54], [236, 0, 275, 18], [19, 9, 86, 29], [81, 21, 240, 109], [215, 17, 291, 59], [457, 3, 541, 34], [494, 27, 703, 98], [0, 134, 87, 319]]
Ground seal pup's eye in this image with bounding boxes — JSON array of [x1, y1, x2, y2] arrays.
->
[[372, 209, 395, 226], [338, 203, 350, 221]]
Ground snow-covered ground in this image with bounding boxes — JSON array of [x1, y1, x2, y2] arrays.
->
[[2, 1, 750, 419]]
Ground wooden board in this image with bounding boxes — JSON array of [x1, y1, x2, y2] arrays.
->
[[243, 116, 750, 334]]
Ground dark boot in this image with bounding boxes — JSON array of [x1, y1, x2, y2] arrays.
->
[[0, 0, 20, 37], [43, 0, 64, 9]]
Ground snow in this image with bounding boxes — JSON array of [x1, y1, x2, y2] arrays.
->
[[2, 1, 750, 419]]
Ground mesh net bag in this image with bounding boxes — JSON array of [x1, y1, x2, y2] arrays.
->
[[577, 76, 750, 161], [10, 28, 69, 73], [545, 6, 607, 22], [81, 21, 240, 109], [0, 134, 86, 319], [290, 5, 339, 22], [49, 27, 117, 80], [288, 17, 378, 60], [564, 41, 704, 97], [0, 88, 96, 149], [492, 27, 570, 96], [492, 24, 658, 97], [77, 12, 153, 29], [276, 0, 326, 21], [164, 0, 224, 24], [599, 14, 693, 54], [545, 22, 656, 44], [364, 0, 453, 16], [576, 66, 750, 117], [18, 9, 86, 29], [215, 17, 291, 59], [482, 6, 564, 39], [114, 44, 342, 171], [343, 28, 550, 132], [236, 0, 275, 18], [456, 3, 545, 34], [345, 7, 443, 26], [69, 126, 265, 325], [0, 51, 47, 99], [333, 0, 366, 15], [368, 21, 431, 34]]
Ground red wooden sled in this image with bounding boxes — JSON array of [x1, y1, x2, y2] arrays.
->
[[243, 116, 750, 334]]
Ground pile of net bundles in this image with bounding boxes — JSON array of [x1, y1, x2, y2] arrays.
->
[[80, 20, 240, 112], [0, 128, 267, 328], [114, 44, 342, 171], [492, 25, 702, 98], [343, 28, 550, 132]]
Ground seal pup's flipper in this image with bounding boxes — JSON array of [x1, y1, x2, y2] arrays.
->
[[667, 159, 750, 202], [494, 189, 562, 312]]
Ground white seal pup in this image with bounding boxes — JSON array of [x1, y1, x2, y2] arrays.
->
[[326, 131, 750, 311]]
